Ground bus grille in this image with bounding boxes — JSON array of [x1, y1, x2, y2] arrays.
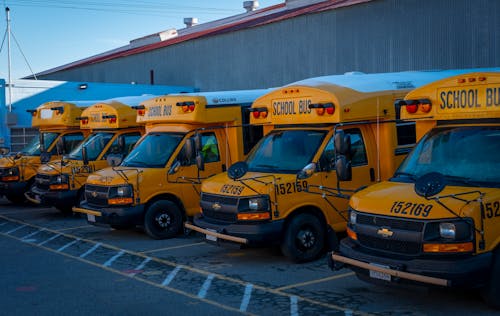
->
[[34, 174, 51, 191], [355, 214, 424, 255], [85, 184, 109, 207]]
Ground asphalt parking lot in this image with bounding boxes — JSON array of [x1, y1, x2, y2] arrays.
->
[[0, 197, 498, 316]]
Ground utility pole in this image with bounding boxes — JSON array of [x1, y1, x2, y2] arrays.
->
[[6, 7, 12, 112]]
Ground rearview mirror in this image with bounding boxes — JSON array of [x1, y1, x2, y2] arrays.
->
[[335, 155, 352, 181], [39, 133, 46, 153], [196, 153, 205, 171], [56, 137, 65, 155], [193, 133, 202, 152]]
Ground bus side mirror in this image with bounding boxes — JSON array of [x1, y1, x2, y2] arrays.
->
[[118, 136, 125, 152], [82, 146, 89, 165], [335, 155, 352, 181], [193, 133, 202, 152], [106, 154, 122, 167], [183, 139, 194, 163], [40, 152, 52, 164], [297, 162, 317, 180], [39, 133, 46, 153], [0, 147, 10, 155], [196, 153, 205, 171], [56, 137, 66, 155], [334, 130, 352, 181]]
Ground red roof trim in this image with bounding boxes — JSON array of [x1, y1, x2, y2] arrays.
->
[[45, 0, 373, 74]]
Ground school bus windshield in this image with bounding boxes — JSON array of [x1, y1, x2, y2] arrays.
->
[[122, 132, 184, 168], [395, 126, 500, 187], [246, 130, 326, 173], [68, 132, 114, 161], [21, 132, 59, 156]]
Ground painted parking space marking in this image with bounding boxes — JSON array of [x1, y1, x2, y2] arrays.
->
[[276, 272, 355, 291], [239, 283, 253, 312], [198, 274, 215, 298], [57, 238, 80, 252], [79, 242, 102, 258], [103, 250, 125, 267], [0, 214, 374, 316], [56, 225, 96, 232], [38, 233, 61, 246], [6, 224, 27, 234], [290, 295, 299, 316], [140, 242, 206, 254], [21, 228, 44, 240], [162, 266, 182, 286]]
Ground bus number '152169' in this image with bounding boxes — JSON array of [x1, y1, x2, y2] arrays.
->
[[275, 181, 308, 195]]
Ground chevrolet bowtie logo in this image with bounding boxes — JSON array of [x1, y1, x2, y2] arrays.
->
[[91, 191, 98, 198], [212, 202, 222, 210], [377, 227, 394, 238]]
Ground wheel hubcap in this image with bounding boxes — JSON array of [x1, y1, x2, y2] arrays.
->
[[156, 213, 171, 228], [297, 228, 316, 249]]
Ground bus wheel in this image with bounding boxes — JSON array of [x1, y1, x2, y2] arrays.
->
[[144, 200, 183, 239], [481, 247, 500, 309], [281, 213, 325, 263]]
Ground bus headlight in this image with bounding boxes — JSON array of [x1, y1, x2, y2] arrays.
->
[[0, 167, 19, 181], [249, 197, 267, 210], [49, 174, 69, 190], [108, 185, 133, 205], [439, 223, 456, 239], [349, 210, 357, 225]]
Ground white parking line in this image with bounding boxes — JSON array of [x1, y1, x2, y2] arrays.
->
[[239, 283, 253, 312], [197, 274, 215, 299], [290, 295, 299, 316], [38, 233, 61, 246], [79, 242, 102, 258], [6, 224, 27, 234], [57, 238, 81, 252], [103, 250, 125, 267], [161, 266, 182, 286], [21, 228, 44, 240], [128, 257, 152, 276]]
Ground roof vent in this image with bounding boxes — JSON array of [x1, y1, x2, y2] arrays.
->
[[129, 29, 178, 48], [243, 1, 259, 12], [183, 17, 198, 28]]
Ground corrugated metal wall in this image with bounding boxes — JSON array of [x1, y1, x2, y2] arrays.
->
[[39, 0, 500, 91]]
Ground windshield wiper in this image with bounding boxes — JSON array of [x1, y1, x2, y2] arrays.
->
[[252, 164, 279, 169]]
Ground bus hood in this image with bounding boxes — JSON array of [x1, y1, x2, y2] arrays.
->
[[202, 171, 293, 197], [87, 167, 145, 186], [0, 157, 16, 168], [37, 159, 82, 175], [350, 181, 500, 220]]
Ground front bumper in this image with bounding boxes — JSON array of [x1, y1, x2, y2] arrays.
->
[[0, 180, 29, 196], [192, 215, 284, 245], [329, 238, 492, 288], [26, 186, 78, 207], [73, 201, 145, 226]]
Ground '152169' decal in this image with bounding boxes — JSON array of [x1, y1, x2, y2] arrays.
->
[[390, 201, 433, 217]]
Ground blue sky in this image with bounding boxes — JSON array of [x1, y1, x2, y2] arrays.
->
[[0, 0, 282, 80]]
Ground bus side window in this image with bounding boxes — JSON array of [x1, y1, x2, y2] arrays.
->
[[201, 133, 220, 163], [346, 129, 368, 166]]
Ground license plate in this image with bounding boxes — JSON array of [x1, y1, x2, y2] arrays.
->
[[87, 214, 96, 223], [205, 229, 217, 242], [369, 263, 391, 281]]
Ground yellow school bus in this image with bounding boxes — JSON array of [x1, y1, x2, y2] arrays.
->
[[0, 101, 88, 203], [72, 90, 269, 238], [189, 70, 473, 262], [26, 97, 148, 213], [330, 70, 500, 307]]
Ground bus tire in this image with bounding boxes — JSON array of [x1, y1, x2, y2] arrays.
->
[[144, 200, 183, 239], [281, 213, 325, 263], [481, 247, 500, 309]]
